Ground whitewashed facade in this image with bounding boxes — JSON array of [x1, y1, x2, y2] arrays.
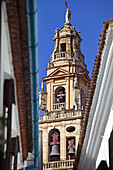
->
[[78, 20, 113, 170]]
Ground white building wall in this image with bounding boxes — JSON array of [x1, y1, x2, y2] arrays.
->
[[78, 22, 113, 170], [96, 106, 113, 168]]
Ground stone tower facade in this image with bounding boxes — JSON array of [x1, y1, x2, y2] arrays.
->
[[39, 7, 90, 170]]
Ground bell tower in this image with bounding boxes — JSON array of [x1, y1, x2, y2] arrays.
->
[[39, 5, 90, 170]]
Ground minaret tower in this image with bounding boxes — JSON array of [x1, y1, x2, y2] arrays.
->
[[39, 4, 90, 170]]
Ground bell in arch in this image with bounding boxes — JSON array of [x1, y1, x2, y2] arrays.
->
[[49, 144, 60, 156], [67, 138, 75, 159], [68, 146, 75, 155]]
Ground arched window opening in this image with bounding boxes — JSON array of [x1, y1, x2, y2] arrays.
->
[[55, 87, 65, 103], [53, 87, 66, 110], [60, 43, 66, 52], [66, 137, 75, 160], [49, 129, 60, 162]]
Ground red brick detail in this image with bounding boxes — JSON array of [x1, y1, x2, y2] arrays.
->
[[7, 0, 29, 161]]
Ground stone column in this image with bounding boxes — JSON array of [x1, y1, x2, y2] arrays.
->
[[65, 77, 70, 109], [65, 77, 68, 110], [55, 38, 59, 52], [75, 123, 81, 152], [66, 37, 71, 52], [46, 82, 51, 112], [43, 127, 48, 162], [70, 77, 74, 109], [76, 136, 79, 152], [51, 80, 53, 111], [60, 124, 66, 160], [73, 37, 77, 53]]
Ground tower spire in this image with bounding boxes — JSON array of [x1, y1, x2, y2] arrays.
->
[[39, 5, 90, 168]]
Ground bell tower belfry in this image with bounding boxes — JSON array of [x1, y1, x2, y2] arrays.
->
[[39, 5, 90, 170]]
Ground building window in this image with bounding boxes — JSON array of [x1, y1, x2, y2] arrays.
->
[[3, 79, 16, 169], [66, 126, 75, 133], [49, 129, 60, 162], [96, 161, 108, 170], [55, 87, 65, 103], [109, 130, 113, 169], [60, 43, 66, 52], [66, 137, 75, 160]]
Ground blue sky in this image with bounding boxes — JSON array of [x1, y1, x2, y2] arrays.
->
[[37, 0, 113, 91]]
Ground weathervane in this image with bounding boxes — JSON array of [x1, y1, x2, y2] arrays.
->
[[65, 1, 68, 8]]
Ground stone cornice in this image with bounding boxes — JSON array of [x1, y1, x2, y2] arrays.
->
[[39, 116, 82, 124], [43, 73, 74, 81]]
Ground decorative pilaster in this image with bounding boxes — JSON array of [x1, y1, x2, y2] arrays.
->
[[43, 128, 49, 162], [60, 124, 66, 160]]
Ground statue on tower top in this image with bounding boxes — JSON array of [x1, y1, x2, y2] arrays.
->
[[65, 1, 71, 24]]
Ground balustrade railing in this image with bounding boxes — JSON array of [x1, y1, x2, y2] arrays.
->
[[53, 103, 65, 111], [54, 52, 66, 60], [44, 159, 74, 169], [39, 108, 82, 121]]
